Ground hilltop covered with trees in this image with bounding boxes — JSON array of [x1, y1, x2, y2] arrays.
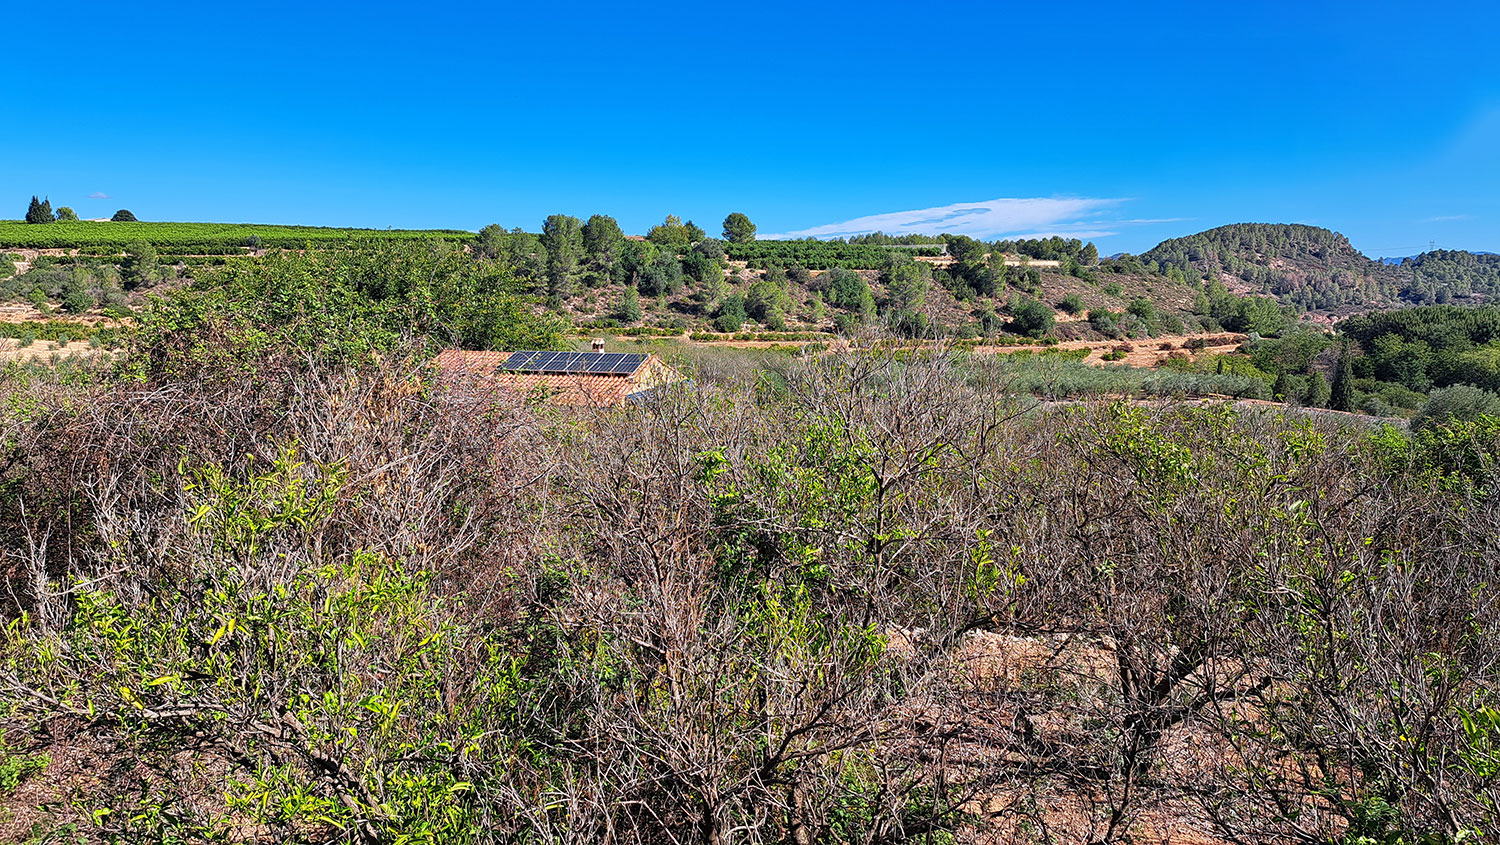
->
[[1142, 222, 1500, 312], [1397, 249, 1500, 303]]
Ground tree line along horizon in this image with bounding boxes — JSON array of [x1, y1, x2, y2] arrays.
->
[[11, 197, 1500, 334], [21, 196, 1499, 311], [24, 195, 136, 224], [9, 199, 1203, 339], [9, 197, 1500, 427], [20, 200, 1497, 314]]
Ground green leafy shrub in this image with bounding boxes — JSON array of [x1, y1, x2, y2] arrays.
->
[[1007, 296, 1055, 338], [0, 734, 48, 795], [1411, 383, 1500, 433]]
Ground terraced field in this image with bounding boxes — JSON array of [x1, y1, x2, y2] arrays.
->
[[0, 221, 474, 252]]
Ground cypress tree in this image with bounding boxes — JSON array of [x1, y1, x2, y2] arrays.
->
[[1330, 343, 1355, 412], [1272, 369, 1292, 403], [616, 286, 641, 323], [1305, 371, 1330, 407], [25, 195, 51, 224]]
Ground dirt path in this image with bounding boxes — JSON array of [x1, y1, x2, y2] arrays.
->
[[0, 338, 103, 362], [0, 304, 126, 327], [978, 332, 1248, 367], [2, 247, 73, 278]]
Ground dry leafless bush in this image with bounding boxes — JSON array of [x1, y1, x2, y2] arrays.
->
[[0, 344, 1495, 844]]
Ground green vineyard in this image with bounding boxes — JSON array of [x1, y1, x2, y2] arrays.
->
[[725, 239, 942, 269], [0, 221, 475, 252]]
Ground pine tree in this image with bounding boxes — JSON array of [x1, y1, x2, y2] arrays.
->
[[722, 212, 756, 244], [1329, 343, 1355, 412], [541, 214, 583, 301]]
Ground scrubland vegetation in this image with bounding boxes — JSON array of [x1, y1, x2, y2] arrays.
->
[[2, 293, 1500, 842], [3, 203, 1500, 841]]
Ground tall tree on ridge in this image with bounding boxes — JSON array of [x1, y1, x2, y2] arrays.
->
[[541, 214, 583, 301], [582, 215, 624, 281], [722, 212, 756, 244], [25, 196, 52, 224]]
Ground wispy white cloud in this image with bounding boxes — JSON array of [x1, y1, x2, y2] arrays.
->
[[88, 191, 111, 200], [761, 197, 1170, 241], [1442, 107, 1500, 169], [1422, 214, 1468, 222]]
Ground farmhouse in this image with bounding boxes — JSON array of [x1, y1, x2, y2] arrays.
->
[[433, 341, 684, 407]]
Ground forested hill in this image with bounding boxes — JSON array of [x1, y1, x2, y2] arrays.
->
[[1141, 223, 1397, 312], [1398, 249, 1500, 303], [1141, 223, 1500, 313]]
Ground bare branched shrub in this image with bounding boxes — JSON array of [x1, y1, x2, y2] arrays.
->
[[0, 343, 1495, 844]]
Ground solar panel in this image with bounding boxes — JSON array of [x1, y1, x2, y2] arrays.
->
[[503, 351, 552, 372], [498, 350, 648, 375], [550, 352, 588, 373]]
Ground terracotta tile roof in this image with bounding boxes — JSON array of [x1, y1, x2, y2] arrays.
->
[[432, 349, 511, 376], [432, 350, 681, 407]]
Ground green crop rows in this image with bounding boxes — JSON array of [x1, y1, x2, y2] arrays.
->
[[725, 240, 941, 270], [0, 221, 475, 251]]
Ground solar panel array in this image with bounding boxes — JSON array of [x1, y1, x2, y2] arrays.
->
[[500, 351, 648, 375]]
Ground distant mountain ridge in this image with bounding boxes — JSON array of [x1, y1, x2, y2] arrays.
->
[[1381, 251, 1495, 265], [1141, 223, 1500, 313]]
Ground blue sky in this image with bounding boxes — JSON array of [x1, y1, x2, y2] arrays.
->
[[5, 0, 1498, 255]]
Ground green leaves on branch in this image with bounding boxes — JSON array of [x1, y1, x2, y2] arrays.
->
[[126, 241, 567, 380]]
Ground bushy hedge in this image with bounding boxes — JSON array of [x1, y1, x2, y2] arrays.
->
[[573, 324, 685, 337], [690, 331, 830, 342]]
